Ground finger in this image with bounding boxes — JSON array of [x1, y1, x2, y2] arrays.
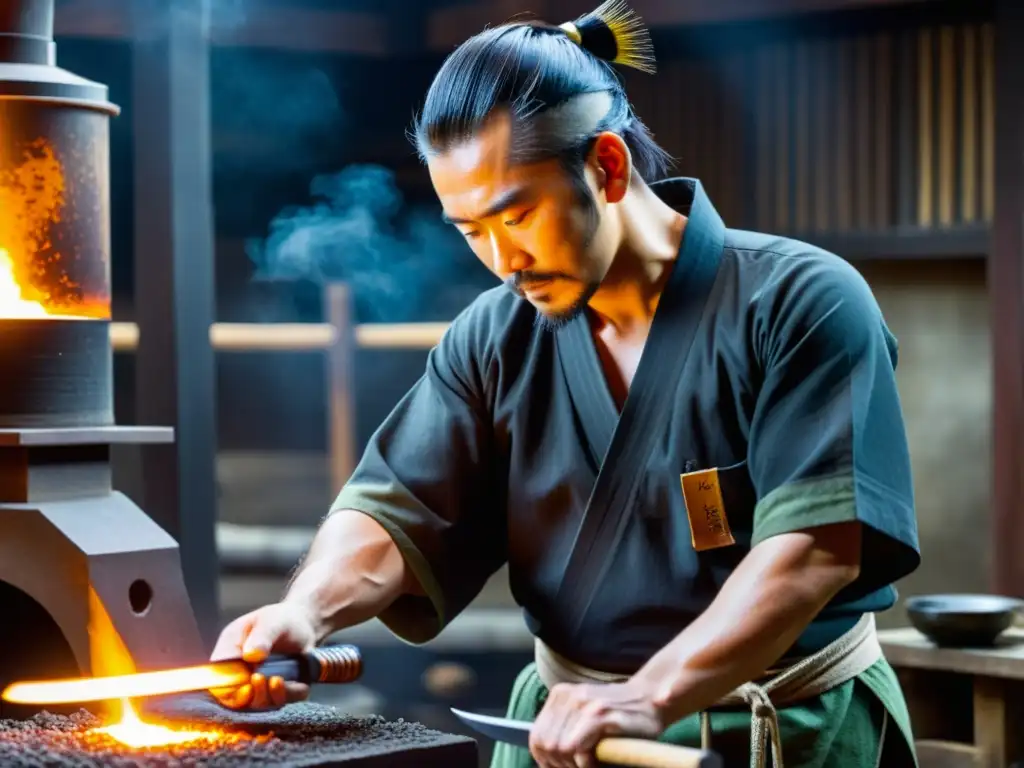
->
[[551, 706, 578, 750], [267, 676, 287, 709], [215, 683, 254, 710], [550, 703, 583, 756], [553, 692, 595, 768], [249, 673, 271, 710], [530, 742, 558, 768], [210, 615, 254, 662], [241, 617, 283, 663], [529, 703, 552, 758], [284, 681, 310, 704], [209, 685, 237, 707], [530, 711, 569, 768], [574, 752, 598, 768], [553, 726, 583, 768], [233, 684, 255, 710], [562, 711, 604, 754], [529, 723, 551, 767], [529, 740, 551, 768]]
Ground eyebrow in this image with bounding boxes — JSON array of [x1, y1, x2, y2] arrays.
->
[[441, 186, 532, 225]]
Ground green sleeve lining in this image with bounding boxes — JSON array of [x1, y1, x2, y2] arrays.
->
[[751, 472, 858, 546]]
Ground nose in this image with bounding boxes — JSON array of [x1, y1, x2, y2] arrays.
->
[[488, 230, 530, 278]]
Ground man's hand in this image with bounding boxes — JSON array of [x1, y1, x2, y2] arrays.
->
[[529, 679, 664, 768], [209, 601, 319, 710]]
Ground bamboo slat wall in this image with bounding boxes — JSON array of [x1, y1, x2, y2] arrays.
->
[[624, 21, 995, 236]]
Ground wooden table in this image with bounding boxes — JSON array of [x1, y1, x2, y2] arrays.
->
[[879, 627, 1024, 768]]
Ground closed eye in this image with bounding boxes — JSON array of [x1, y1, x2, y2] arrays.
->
[[455, 207, 533, 239], [505, 208, 534, 227]]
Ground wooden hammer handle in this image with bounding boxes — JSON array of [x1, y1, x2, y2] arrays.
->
[[595, 738, 721, 768]]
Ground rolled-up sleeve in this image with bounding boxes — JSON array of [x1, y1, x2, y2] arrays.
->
[[331, 311, 506, 644], [747, 257, 920, 595]]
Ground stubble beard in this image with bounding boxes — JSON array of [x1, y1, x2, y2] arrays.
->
[[531, 280, 600, 330], [520, 182, 601, 331]]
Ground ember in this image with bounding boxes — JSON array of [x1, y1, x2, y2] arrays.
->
[[0, 700, 477, 767], [0, 709, 257, 765], [0, 136, 109, 320]]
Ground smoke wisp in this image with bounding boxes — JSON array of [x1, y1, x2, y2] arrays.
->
[[245, 165, 483, 322]]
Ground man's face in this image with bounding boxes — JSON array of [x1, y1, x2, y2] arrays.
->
[[427, 113, 619, 326]]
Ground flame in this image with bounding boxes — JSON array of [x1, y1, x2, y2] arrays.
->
[[0, 139, 110, 319], [92, 698, 227, 749], [0, 248, 49, 317], [1, 594, 250, 750], [77, 587, 234, 749]]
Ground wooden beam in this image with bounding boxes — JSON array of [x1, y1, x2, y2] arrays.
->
[[990, 0, 1024, 598], [426, 0, 942, 51], [55, 0, 389, 55]]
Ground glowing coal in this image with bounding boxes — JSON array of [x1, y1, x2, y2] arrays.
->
[[0, 700, 477, 767]]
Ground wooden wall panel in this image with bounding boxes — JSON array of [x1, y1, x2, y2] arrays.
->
[[917, 27, 935, 228], [873, 32, 893, 230], [622, 53, 755, 227], [981, 22, 996, 223], [622, 19, 994, 240]]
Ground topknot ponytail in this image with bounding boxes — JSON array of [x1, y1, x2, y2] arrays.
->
[[558, 0, 656, 74]]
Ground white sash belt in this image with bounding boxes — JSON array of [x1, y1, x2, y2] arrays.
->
[[534, 613, 883, 768]]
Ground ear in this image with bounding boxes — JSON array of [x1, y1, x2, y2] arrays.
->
[[590, 132, 632, 204]]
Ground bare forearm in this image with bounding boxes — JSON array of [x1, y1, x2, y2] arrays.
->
[[282, 509, 422, 640], [633, 522, 862, 723]]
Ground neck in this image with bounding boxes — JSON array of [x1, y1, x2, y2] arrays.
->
[[587, 182, 686, 336]]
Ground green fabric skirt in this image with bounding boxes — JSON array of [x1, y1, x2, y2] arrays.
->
[[490, 658, 917, 768]]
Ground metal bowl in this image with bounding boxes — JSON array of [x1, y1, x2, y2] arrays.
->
[[906, 594, 1024, 648]]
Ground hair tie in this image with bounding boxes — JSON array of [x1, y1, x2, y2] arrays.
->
[[558, 21, 583, 45], [556, 0, 656, 75]]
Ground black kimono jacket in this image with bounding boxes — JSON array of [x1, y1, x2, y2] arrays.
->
[[332, 177, 920, 675]]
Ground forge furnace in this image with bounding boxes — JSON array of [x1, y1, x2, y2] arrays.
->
[[0, 0, 205, 718], [0, 3, 480, 765]]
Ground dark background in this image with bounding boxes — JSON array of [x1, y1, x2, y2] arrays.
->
[[56, 0, 988, 454]]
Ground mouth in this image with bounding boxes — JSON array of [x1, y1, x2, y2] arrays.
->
[[520, 278, 555, 297]]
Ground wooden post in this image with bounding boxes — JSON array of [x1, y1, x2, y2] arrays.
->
[[991, 0, 1024, 598], [325, 284, 358, 497]]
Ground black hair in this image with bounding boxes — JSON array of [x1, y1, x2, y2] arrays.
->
[[410, 1, 674, 183]]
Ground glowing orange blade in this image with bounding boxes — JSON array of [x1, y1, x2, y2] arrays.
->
[[2, 661, 253, 704]]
